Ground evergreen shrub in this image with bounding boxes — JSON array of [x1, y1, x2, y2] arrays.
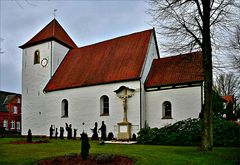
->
[[137, 118, 240, 146], [213, 118, 240, 146]]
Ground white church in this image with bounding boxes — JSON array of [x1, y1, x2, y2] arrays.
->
[[20, 19, 204, 138]]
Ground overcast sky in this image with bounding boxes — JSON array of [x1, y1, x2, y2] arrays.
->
[[0, 0, 155, 94]]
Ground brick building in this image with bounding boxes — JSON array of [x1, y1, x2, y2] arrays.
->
[[0, 91, 21, 132]]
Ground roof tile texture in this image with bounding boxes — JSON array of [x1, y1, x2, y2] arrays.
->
[[44, 29, 152, 92], [223, 95, 234, 103], [145, 51, 204, 87], [20, 19, 77, 49]]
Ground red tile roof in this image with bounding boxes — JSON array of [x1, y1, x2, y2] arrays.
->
[[223, 95, 234, 103], [145, 51, 204, 88], [19, 19, 77, 49], [44, 29, 153, 92]]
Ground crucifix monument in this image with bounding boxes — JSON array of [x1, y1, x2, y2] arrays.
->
[[114, 86, 135, 140]]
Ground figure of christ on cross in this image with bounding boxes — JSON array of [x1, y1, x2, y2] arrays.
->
[[121, 90, 130, 122], [114, 86, 135, 140], [115, 86, 135, 123]]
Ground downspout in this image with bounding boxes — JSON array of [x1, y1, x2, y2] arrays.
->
[[50, 41, 53, 77], [140, 80, 143, 129], [201, 82, 204, 116]]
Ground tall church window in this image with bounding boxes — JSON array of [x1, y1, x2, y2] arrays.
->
[[100, 95, 109, 116], [61, 99, 68, 117], [34, 50, 40, 64], [162, 101, 172, 119]]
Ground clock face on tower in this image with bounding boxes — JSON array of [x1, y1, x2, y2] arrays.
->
[[41, 58, 48, 67]]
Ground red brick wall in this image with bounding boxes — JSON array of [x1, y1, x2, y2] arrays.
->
[[0, 96, 21, 132]]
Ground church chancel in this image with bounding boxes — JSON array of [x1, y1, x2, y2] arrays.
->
[[114, 86, 135, 140]]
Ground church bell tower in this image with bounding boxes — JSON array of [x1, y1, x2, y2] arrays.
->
[[19, 19, 77, 135]]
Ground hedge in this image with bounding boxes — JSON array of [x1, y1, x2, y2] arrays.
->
[[137, 118, 240, 146]]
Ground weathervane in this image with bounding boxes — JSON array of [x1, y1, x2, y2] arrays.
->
[[53, 9, 57, 19]]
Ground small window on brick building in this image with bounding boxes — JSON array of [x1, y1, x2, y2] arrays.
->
[[17, 97, 21, 103], [17, 121, 21, 131], [61, 99, 68, 117], [162, 101, 172, 119], [13, 106, 18, 114], [10, 120, 15, 129], [3, 120, 8, 129]]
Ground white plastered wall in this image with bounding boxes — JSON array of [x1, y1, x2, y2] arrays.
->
[[22, 80, 141, 138], [140, 33, 159, 128], [22, 41, 69, 136], [52, 41, 70, 75], [146, 86, 202, 128]]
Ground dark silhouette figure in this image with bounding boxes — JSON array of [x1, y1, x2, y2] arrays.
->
[[81, 132, 90, 160], [107, 132, 114, 141], [55, 128, 58, 139], [99, 121, 107, 141], [69, 124, 72, 139], [60, 127, 64, 139], [73, 129, 77, 140], [132, 133, 137, 141], [91, 122, 99, 140], [65, 123, 72, 139], [27, 129, 32, 143], [49, 125, 54, 139]]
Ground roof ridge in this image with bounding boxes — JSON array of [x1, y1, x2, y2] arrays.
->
[[52, 18, 55, 36], [76, 29, 153, 49], [146, 51, 204, 88], [0, 90, 21, 95], [157, 51, 202, 60], [44, 28, 153, 92]]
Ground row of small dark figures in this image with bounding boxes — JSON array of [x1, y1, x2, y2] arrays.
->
[[49, 121, 108, 140], [26, 121, 137, 142], [26, 121, 108, 142]]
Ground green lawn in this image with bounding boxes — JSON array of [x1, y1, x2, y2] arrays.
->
[[0, 137, 239, 165]]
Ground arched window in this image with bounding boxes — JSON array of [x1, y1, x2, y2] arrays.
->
[[61, 99, 68, 117], [162, 101, 172, 119], [34, 50, 40, 64], [100, 95, 109, 116]]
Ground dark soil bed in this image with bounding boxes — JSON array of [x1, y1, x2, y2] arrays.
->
[[9, 140, 49, 144], [37, 154, 133, 165]]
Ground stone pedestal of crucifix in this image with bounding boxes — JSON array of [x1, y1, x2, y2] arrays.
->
[[114, 86, 135, 141]]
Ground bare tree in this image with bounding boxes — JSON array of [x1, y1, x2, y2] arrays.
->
[[230, 25, 240, 74], [213, 72, 240, 121], [147, 0, 239, 151], [14, 0, 37, 9], [213, 72, 240, 97]]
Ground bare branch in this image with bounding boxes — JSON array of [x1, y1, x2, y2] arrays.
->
[[14, 0, 24, 9], [214, 72, 240, 96], [194, 0, 203, 19]]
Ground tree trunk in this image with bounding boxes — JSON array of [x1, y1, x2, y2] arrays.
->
[[201, 0, 213, 151]]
